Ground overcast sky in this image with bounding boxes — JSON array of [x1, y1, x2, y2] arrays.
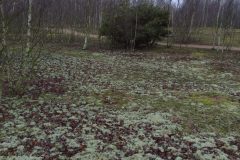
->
[[172, 0, 182, 5]]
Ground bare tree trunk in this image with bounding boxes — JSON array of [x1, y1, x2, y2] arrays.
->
[[213, 0, 222, 50], [201, 0, 207, 27], [196, 0, 207, 41], [26, 0, 33, 53], [83, 15, 90, 50], [218, 3, 225, 53], [132, 11, 138, 51], [187, 10, 196, 40], [83, 36, 88, 50], [83, 0, 91, 50], [167, 0, 172, 47], [99, 0, 103, 27], [11, 1, 16, 14]]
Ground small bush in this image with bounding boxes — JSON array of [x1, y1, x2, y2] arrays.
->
[[0, 50, 43, 98], [99, 3, 169, 49]]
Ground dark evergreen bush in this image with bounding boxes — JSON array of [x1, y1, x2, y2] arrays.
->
[[99, 3, 169, 49]]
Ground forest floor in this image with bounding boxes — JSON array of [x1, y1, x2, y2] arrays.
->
[[0, 47, 240, 159]]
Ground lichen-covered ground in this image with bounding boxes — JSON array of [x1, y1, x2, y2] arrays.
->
[[0, 48, 240, 159]]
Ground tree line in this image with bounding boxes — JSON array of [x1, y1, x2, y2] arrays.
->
[[1, 0, 240, 51]]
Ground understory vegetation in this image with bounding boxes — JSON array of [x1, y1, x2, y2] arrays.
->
[[0, 46, 240, 159]]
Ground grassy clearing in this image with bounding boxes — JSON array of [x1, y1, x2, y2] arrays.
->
[[195, 28, 240, 47], [165, 27, 240, 48]]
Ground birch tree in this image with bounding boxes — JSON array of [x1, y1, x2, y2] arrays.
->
[[212, 0, 224, 52], [83, 0, 91, 50], [26, 0, 32, 53], [132, 10, 138, 51], [186, 0, 198, 41], [201, 0, 208, 28]]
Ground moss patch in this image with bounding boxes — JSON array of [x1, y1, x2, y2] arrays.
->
[[147, 92, 240, 134], [150, 99, 185, 112], [191, 52, 207, 59], [190, 92, 231, 106]]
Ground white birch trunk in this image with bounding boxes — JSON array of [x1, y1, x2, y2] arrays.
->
[[83, 36, 88, 50], [12, 1, 16, 14], [83, 14, 90, 50], [213, 0, 222, 49], [26, 0, 33, 53], [188, 8, 196, 39], [185, 0, 197, 41], [132, 11, 138, 51], [83, 0, 91, 50], [99, 0, 103, 27]]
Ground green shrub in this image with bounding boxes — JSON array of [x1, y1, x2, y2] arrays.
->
[[99, 3, 169, 49]]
